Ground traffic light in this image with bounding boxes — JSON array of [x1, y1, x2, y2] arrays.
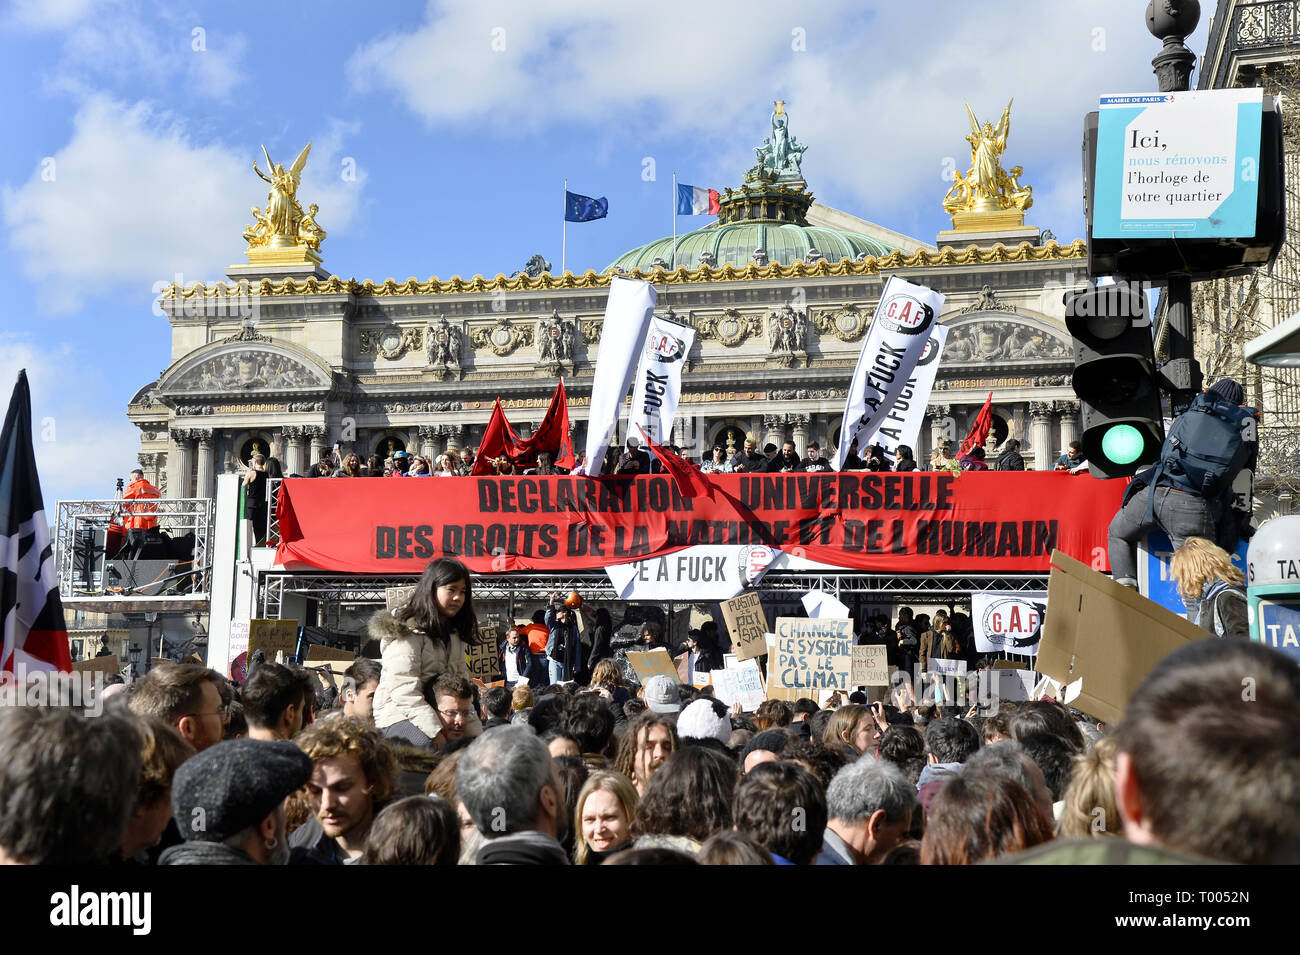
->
[[1065, 284, 1165, 478]]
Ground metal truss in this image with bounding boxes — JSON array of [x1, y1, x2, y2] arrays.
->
[[257, 569, 1047, 619], [266, 477, 282, 545], [55, 497, 215, 600]]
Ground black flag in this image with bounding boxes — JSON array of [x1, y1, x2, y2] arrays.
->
[[0, 371, 71, 672]]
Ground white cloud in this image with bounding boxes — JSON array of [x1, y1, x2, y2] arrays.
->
[[0, 335, 139, 510], [5, 0, 102, 30], [349, 0, 1208, 242], [186, 30, 247, 101], [2, 96, 367, 313]]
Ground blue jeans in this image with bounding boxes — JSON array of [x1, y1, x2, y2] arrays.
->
[[548, 658, 567, 685], [1107, 484, 1216, 586]]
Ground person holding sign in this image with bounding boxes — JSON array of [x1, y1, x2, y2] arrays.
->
[[369, 558, 483, 749]]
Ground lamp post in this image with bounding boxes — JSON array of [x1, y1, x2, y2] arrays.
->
[[1146, 0, 1203, 410]]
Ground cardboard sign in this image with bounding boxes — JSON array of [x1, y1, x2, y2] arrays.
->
[[72, 655, 119, 675], [228, 619, 249, 679], [1039, 550, 1207, 725], [772, 617, 852, 693], [931, 657, 968, 676], [466, 626, 502, 682], [851, 645, 890, 686], [385, 587, 415, 614], [712, 658, 766, 711], [626, 648, 681, 685], [305, 646, 356, 663], [978, 668, 1036, 705], [721, 591, 769, 661], [248, 619, 300, 660]]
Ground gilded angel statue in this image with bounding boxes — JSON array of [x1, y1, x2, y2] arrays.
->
[[251, 142, 312, 240], [964, 100, 1012, 202]]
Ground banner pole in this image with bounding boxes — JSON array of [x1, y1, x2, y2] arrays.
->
[[562, 178, 567, 275]]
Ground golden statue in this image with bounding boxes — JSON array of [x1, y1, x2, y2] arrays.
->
[[244, 142, 321, 254], [942, 100, 1033, 227]]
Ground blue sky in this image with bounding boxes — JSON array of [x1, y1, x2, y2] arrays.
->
[[0, 0, 1211, 508]]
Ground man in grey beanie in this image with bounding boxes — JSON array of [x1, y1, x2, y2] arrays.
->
[[160, 738, 312, 865]]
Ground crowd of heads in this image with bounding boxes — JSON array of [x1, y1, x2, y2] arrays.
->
[[0, 635, 1294, 866]]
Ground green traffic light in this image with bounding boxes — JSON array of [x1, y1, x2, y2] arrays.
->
[[1102, 424, 1145, 465]]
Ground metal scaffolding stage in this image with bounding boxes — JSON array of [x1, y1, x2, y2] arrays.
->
[[258, 569, 1048, 620], [55, 496, 215, 610]]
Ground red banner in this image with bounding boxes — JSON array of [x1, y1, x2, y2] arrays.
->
[[274, 472, 1124, 576]]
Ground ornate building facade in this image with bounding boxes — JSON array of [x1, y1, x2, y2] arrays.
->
[[131, 108, 1091, 492], [1187, 0, 1300, 516]]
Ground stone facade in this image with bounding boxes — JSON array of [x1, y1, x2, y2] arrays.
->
[[132, 252, 1091, 484]]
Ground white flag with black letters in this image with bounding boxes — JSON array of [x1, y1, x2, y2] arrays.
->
[[629, 314, 696, 447], [833, 276, 945, 469]]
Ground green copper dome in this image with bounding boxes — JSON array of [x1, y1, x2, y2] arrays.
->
[[606, 221, 898, 272], [607, 106, 902, 272]]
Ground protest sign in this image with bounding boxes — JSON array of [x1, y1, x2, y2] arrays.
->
[[973, 591, 1047, 656], [1038, 550, 1207, 724], [626, 648, 680, 685], [606, 545, 775, 600], [72, 655, 118, 675], [721, 591, 769, 661], [772, 617, 852, 693], [248, 619, 299, 660], [930, 657, 967, 676], [712, 658, 765, 711], [851, 645, 890, 686], [228, 619, 249, 680], [802, 590, 851, 620], [304, 646, 356, 683], [466, 625, 502, 682], [385, 587, 414, 613]]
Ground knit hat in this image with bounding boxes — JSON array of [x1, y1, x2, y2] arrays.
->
[[677, 698, 731, 743], [739, 730, 789, 768], [643, 675, 681, 714], [170, 739, 313, 842], [1208, 379, 1244, 405]]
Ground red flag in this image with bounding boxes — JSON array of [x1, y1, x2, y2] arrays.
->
[[958, 392, 994, 458], [636, 425, 713, 500], [0, 371, 72, 673], [471, 400, 517, 475], [512, 379, 575, 470]]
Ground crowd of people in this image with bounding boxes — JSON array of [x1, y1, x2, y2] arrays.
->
[[231, 432, 1088, 486], [5, 549, 1293, 867], [1, 631, 1294, 866]]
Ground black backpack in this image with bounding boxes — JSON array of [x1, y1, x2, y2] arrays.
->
[[1154, 392, 1257, 499]]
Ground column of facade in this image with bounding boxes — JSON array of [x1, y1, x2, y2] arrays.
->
[[1029, 401, 1055, 471], [418, 426, 438, 464], [444, 426, 463, 455], [927, 404, 952, 457], [788, 413, 810, 456], [281, 426, 304, 477], [762, 414, 784, 451], [1012, 405, 1028, 445], [1056, 400, 1080, 451], [195, 429, 216, 500], [303, 426, 328, 470], [169, 430, 194, 498]]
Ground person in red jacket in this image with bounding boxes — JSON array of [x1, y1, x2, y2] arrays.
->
[[122, 468, 160, 532]]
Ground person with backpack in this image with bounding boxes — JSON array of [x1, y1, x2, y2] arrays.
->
[[1107, 379, 1258, 589], [1168, 537, 1249, 640]]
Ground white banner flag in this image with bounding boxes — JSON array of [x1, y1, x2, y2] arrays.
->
[[585, 278, 657, 469], [833, 276, 945, 469], [605, 544, 776, 601], [865, 324, 947, 467], [629, 314, 696, 447], [972, 591, 1047, 656]]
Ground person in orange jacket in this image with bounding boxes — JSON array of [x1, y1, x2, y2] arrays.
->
[[122, 468, 161, 533]]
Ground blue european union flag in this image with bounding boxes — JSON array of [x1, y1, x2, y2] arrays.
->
[[565, 191, 608, 222]]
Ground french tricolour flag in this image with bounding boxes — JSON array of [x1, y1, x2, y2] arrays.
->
[[676, 182, 720, 216]]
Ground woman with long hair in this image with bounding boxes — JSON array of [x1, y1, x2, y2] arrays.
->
[[921, 770, 1054, 864], [573, 771, 639, 865], [435, 454, 459, 477], [1169, 536, 1249, 639], [335, 453, 363, 478], [821, 703, 876, 758], [369, 557, 483, 748], [630, 747, 737, 856], [364, 454, 383, 477], [588, 658, 629, 707]]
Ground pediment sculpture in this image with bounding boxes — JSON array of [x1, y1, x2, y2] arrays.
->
[[171, 349, 326, 393], [942, 320, 1069, 363]]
